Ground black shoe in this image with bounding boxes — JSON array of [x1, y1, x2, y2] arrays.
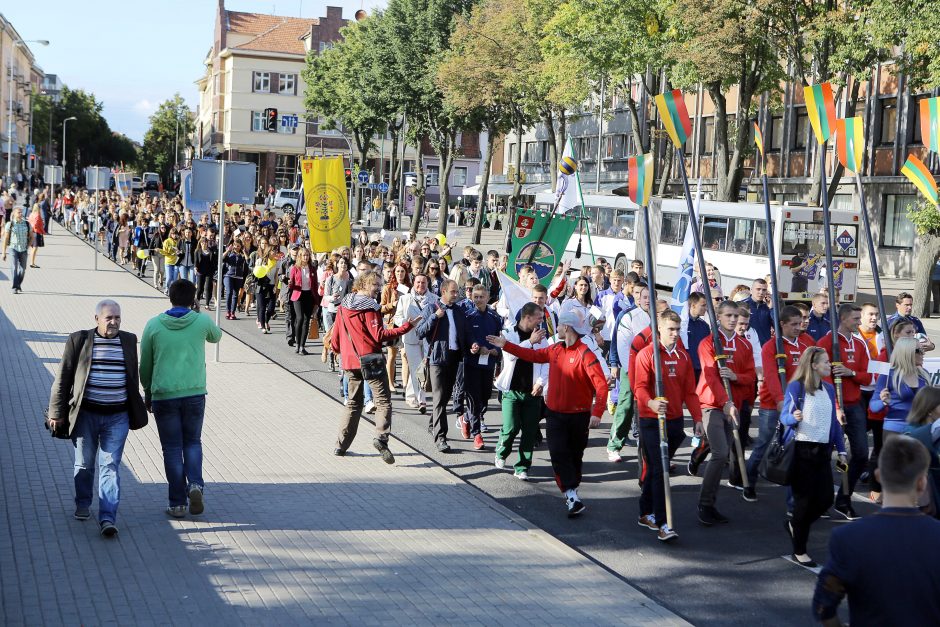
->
[[419, 403, 427, 415], [373, 439, 395, 464], [792, 554, 818, 568], [333, 448, 346, 456], [687, 459, 700, 476], [742, 487, 758, 502], [833, 503, 860, 521], [726, 478, 744, 491], [287, 339, 295, 347], [74, 506, 91, 521], [295, 347, 300, 354], [860, 470, 871, 484], [100, 521, 118, 538], [436, 440, 451, 453], [566, 497, 586, 518], [300, 348, 310, 356], [698, 506, 729, 526]]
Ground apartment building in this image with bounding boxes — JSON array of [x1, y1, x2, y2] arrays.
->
[[1, 14, 45, 183]]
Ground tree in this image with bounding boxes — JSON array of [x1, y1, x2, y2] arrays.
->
[[908, 200, 940, 317], [139, 94, 193, 185]]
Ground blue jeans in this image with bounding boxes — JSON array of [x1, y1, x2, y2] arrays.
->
[[178, 265, 195, 283], [342, 373, 373, 403], [746, 408, 780, 486], [152, 395, 206, 507], [165, 263, 179, 292], [224, 276, 244, 314], [72, 409, 130, 524], [9, 249, 27, 289]]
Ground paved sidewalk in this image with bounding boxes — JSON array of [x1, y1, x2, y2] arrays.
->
[[0, 232, 686, 626]]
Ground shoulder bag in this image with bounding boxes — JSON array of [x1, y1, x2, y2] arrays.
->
[[759, 383, 804, 486], [339, 307, 387, 379]]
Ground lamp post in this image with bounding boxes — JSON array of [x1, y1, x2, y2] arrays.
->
[[6, 38, 48, 186], [62, 116, 76, 183]]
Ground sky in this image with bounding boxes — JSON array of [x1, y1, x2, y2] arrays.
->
[[4, 0, 385, 143]]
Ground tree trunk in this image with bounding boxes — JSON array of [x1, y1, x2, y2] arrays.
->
[[385, 123, 401, 206], [657, 138, 672, 196], [625, 87, 644, 154], [555, 106, 567, 164], [409, 140, 425, 239], [709, 84, 733, 201], [437, 131, 456, 236], [473, 125, 496, 245], [543, 108, 557, 191], [510, 114, 523, 205], [353, 130, 371, 222], [914, 235, 940, 318]]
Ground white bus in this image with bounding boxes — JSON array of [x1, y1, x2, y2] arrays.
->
[[535, 192, 862, 302]]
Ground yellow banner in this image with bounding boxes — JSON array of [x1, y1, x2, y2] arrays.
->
[[301, 156, 350, 253]]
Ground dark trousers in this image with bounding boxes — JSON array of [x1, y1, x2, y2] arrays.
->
[[224, 276, 244, 314], [256, 284, 275, 326], [738, 400, 754, 444], [464, 365, 495, 436], [429, 350, 461, 443], [284, 292, 296, 340], [451, 360, 466, 416], [196, 272, 214, 306], [546, 409, 591, 492], [638, 418, 686, 527], [836, 402, 869, 505], [790, 442, 834, 555], [292, 291, 314, 348]]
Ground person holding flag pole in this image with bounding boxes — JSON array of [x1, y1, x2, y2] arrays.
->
[[654, 89, 750, 492]]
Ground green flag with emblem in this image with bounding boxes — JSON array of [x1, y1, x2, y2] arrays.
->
[[506, 208, 578, 286]]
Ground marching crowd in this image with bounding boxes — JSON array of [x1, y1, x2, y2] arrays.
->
[[10, 182, 940, 625]]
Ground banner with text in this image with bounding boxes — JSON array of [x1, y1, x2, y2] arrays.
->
[[301, 157, 350, 253]]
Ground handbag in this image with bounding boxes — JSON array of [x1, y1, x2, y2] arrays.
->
[[759, 423, 796, 486], [339, 307, 387, 379], [308, 316, 320, 340]]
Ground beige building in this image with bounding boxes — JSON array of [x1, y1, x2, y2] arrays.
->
[[1, 14, 44, 185]]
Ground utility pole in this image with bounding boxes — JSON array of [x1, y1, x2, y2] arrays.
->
[[62, 116, 76, 182]]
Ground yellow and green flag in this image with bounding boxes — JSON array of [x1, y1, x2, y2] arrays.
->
[[921, 96, 940, 154], [901, 154, 939, 207], [301, 156, 350, 252], [753, 122, 765, 174], [654, 89, 692, 148], [834, 117, 865, 174], [627, 154, 655, 207], [804, 82, 837, 144]]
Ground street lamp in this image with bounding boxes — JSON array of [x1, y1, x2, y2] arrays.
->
[[6, 38, 48, 186], [62, 116, 76, 182]]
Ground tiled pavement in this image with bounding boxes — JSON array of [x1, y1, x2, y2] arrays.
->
[[0, 230, 687, 626]]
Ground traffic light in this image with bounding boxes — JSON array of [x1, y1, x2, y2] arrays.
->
[[344, 168, 352, 188], [27, 154, 36, 170], [264, 107, 278, 132]]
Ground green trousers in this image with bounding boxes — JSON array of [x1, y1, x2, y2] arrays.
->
[[607, 368, 635, 452], [496, 390, 542, 471]]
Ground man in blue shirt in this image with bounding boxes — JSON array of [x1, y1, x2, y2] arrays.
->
[[462, 285, 504, 450], [746, 278, 773, 347], [812, 436, 940, 625], [806, 293, 831, 342], [886, 292, 935, 351]]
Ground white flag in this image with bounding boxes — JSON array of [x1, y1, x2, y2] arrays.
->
[[670, 179, 702, 348], [555, 138, 581, 215]]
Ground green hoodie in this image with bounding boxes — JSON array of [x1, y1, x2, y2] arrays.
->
[[140, 310, 223, 402]]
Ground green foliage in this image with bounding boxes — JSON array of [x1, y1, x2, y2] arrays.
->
[[908, 199, 940, 237], [139, 94, 193, 183]]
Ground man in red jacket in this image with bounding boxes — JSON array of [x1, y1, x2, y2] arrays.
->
[[633, 310, 703, 541], [695, 301, 756, 526], [330, 270, 421, 463], [744, 305, 815, 501], [487, 308, 608, 518], [818, 304, 872, 520]]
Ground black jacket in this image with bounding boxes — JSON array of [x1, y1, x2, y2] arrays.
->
[[416, 302, 467, 366]]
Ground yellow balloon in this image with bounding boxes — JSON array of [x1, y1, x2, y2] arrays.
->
[[253, 264, 269, 279], [436, 233, 447, 247], [136, 249, 149, 259]]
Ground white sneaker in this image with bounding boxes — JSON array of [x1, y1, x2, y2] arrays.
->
[[607, 450, 622, 462], [405, 398, 419, 408], [494, 455, 506, 469], [364, 400, 376, 414], [514, 469, 529, 481]]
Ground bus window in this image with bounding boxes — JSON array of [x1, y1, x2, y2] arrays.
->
[[614, 209, 636, 239], [782, 223, 858, 258], [728, 218, 756, 254], [702, 217, 729, 251], [753, 220, 769, 256], [660, 212, 688, 245], [597, 206, 618, 236]]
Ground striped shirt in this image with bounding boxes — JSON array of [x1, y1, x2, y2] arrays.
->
[[82, 334, 127, 410]]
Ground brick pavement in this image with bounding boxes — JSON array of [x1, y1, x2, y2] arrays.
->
[[0, 231, 687, 626]]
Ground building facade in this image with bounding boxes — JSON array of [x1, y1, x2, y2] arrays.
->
[[1, 14, 45, 185]]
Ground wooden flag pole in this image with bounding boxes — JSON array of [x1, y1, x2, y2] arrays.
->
[[854, 175, 893, 355], [757, 139, 788, 393], [675, 146, 749, 489]]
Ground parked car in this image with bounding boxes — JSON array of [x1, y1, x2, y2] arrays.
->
[[142, 172, 160, 191], [274, 188, 302, 212], [131, 176, 143, 192]]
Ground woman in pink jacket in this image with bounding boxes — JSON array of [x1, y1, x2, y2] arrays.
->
[[288, 248, 321, 355]]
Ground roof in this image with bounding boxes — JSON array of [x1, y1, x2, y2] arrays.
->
[[225, 10, 317, 55]]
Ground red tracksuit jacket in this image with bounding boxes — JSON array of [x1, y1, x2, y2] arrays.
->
[[696, 331, 757, 409], [816, 331, 872, 406], [758, 334, 816, 409], [634, 342, 703, 422]]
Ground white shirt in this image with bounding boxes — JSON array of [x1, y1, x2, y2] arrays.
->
[[796, 389, 832, 444], [301, 267, 311, 291], [446, 308, 458, 350]]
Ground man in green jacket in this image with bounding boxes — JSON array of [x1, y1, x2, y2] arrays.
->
[[140, 279, 222, 518]]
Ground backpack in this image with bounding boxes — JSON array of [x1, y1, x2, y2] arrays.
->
[[907, 425, 940, 519]]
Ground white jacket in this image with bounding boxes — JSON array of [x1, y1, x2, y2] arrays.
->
[[394, 289, 440, 346], [614, 307, 651, 371], [495, 327, 550, 395]]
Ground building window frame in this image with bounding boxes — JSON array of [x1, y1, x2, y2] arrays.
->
[[881, 193, 916, 249], [253, 71, 270, 93], [278, 74, 296, 95], [426, 165, 440, 187], [453, 166, 467, 188], [251, 110, 265, 132], [879, 97, 898, 146]]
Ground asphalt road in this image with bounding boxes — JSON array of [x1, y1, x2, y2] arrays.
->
[[76, 227, 863, 626]]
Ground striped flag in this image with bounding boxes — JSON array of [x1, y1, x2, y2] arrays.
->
[[804, 82, 837, 144], [901, 154, 939, 206], [834, 117, 865, 173], [654, 89, 692, 148], [627, 154, 655, 207], [753, 122, 765, 174], [554, 138, 582, 215], [921, 96, 940, 154]]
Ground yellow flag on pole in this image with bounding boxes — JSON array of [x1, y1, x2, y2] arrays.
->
[[301, 156, 350, 252]]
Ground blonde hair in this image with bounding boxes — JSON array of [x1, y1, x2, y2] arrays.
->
[[791, 346, 828, 392], [906, 386, 940, 427], [890, 338, 929, 392]]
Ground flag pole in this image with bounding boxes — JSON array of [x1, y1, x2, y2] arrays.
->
[[675, 146, 749, 489], [853, 174, 892, 355], [574, 157, 596, 263], [817, 141, 844, 409]]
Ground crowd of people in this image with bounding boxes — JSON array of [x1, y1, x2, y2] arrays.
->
[[15, 181, 940, 625]]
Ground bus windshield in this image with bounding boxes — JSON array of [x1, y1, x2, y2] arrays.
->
[[781, 222, 859, 259]]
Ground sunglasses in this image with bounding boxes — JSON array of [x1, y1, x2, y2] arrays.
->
[[713, 298, 723, 303]]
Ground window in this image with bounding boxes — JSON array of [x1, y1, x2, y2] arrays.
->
[[524, 141, 538, 163], [913, 96, 928, 145], [612, 209, 636, 239], [455, 132, 463, 148], [794, 108, 808, 149], [752, 220, 769, 256], [727, 218, 756, 254], [782, 222, 859, 258], [318, 41, 334, 53], [274, 154, 298, 189], [251, 111, 265, 132], [702, 217, 729, 251], [507, 143, 517, 165], [882, 194, 916, 248], [660, 212, 689, 246], [278, 74, 296, 95], [253, 72, 270, 93], [453, 166, 467, 187], [317, 116, 340, 135], [880, 98, 898, 145], [277, 113, 296, 134], [426, 165, 440, 187], [770, 116, 784, 151], [701, 117, 715, 155]]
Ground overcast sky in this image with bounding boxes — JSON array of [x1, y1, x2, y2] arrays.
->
[[4, 0, 385, 142]]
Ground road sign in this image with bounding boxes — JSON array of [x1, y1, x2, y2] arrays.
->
[[378, 182, 389, 193], [281, 114, 299, 129], [357, 170, 369, 184], [25, 144, 34, 154], [836, 229, 855, 251], [43, 165, 63, 185]]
